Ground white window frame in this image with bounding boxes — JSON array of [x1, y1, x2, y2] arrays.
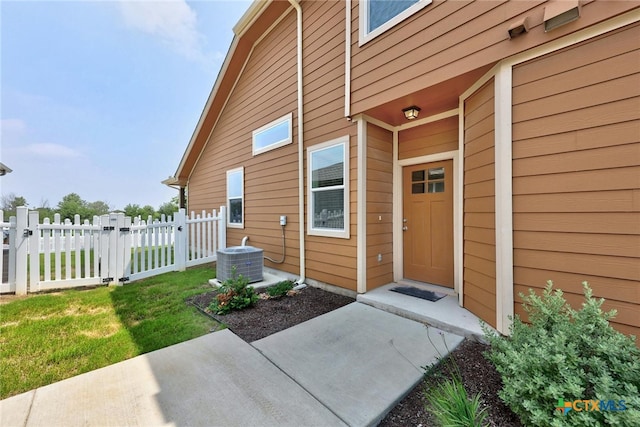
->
[[359, 0, 432, 46], [307, 136, 350, 239], [252, 112, 293, 156], [226, 167, 244, 228]]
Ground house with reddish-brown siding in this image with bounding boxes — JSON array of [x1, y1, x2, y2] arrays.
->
[[168, 0, 640, 339]]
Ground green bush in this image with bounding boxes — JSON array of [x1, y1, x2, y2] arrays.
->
[[266, 280, 294, 298], [483, 282, 640, 427], [209, 268, 258, 315]]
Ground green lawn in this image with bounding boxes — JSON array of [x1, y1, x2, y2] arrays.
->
[[0, 265, 219, 399]]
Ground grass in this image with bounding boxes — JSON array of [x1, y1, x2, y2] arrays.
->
[[0, 265, 219, 399]]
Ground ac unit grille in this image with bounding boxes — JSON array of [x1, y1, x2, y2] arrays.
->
[[216, 246, 264, 283]]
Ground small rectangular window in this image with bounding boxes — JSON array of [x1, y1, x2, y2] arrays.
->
[[307, 136, 350, 239], [252, 113, 292, 155], [359, 0, 431, 46], [226, 167, 243, 228]]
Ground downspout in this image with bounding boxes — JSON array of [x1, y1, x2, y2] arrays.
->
[[289, 0, 305, 284]]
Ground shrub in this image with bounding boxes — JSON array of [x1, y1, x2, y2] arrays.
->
[[483, 282, 640, 427], [266, 280, 294, 298], [209, 268, 258, 315]]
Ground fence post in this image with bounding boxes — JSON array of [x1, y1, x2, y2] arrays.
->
[[28, 210, 40, 292], [218, 206, 226, 251], [175, 208, 186, 272], [15, 207, 28, 295]]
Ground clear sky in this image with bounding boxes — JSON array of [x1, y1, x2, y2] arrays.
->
[[1, 0, 252, 211]]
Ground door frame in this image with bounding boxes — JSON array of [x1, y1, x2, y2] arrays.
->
[[394, 149, 462, 301]]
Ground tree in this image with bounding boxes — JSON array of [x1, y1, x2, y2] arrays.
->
[[36, 199, 56, 221], [57, 193, 88, 221], [124, 204, 156, 220], [86, 200, 111, 218], [156, 196, 179, 220], [1, 193, 28, 217]]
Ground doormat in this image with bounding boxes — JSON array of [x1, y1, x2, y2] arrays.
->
[[390, 286, 447, 302]]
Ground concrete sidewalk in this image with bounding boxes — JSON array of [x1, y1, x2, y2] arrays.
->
[[1, 303, 463, 427]]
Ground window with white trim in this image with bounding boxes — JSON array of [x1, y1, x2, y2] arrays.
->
[[226, 167, 243, 228], [307, 137, 349, 239], [252, 113, 292, 155], [359, 0, 432, 46]]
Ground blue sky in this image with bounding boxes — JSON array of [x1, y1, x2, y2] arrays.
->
[[1, 0, 251, 211]]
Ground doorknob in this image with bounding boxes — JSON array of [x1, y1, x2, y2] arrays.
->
[[402, 226, 408, 231]]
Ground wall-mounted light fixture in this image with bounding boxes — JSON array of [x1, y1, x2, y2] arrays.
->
[[544, 0, 581, 32], [508, 17, 529, 39], [402, 106, 421, 120]]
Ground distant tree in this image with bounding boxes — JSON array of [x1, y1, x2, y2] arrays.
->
[[124, 204, 156, 220], [57, 193, 88, 221], [86, 200, 111, 218], [36, 199, 56, 221], [1, 193, 28, 217], [156, 196, 179, 220]]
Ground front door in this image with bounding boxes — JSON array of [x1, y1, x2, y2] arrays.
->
[[403, 160, 454, 287]]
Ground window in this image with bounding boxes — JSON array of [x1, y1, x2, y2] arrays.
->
[[252, 113, 292, 155], [226, 167, 243, 228], [307, 137, 349, 238], [412, 166, 445, 194], [359, 0, 432, 45]]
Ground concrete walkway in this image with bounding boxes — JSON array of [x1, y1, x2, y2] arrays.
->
[[1, 303, 463, 427]]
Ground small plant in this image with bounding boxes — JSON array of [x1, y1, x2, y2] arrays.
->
[[483, 282, 640, 427], [424, 330, 488, 427], [266, 280, 294, 298], [209, 267, 258, 315]]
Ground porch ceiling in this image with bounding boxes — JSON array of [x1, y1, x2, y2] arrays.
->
[[362, 64, 495, 127]]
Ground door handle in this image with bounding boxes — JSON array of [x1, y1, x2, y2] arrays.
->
[[402, 226, 408, 231]]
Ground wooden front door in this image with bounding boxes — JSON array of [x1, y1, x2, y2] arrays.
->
[[403, 160, 454, 287]]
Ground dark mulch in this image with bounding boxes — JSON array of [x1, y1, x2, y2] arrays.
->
[[187, 285, 355, 342], [187, 285, 522, 426]]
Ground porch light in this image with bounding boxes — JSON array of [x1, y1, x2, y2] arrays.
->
[[544, 0, 581, 32], [402, 106, 421, 120]]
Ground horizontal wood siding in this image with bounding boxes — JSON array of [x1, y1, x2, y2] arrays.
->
[[188, 10, 300, 276], [302, 0, 358, 291], [367, 123, 393, 289], [512, 23, 640, 338], [350, 0, 639, 115], [463, 79, 496, 328], [399, 116, 458, 159]]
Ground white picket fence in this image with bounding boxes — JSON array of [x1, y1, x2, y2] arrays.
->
[[0, 206, 226, 294]]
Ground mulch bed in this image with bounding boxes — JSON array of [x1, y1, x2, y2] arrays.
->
[[187, 284, 522, 426]]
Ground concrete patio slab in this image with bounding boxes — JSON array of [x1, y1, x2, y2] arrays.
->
[[253, 302, 464, 427], [1, 329, 346, 427]]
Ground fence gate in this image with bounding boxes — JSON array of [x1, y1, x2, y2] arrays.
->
[[1, 207, 226, 295]]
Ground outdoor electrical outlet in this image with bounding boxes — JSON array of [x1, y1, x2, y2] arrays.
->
[[280, 215, 287, 226]]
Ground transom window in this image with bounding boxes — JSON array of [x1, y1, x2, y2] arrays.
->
[[252, 113, 292, 155], [307, 137, 350, 239], [359, 0, 432, 45], [226, 167, 244, 228]]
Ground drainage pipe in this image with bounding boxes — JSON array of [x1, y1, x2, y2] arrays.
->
[[288, 0, 305, 285]]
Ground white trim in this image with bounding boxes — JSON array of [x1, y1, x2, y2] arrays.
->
[[357, 119, 367, 293], [226, 167, 244, 229], [395, 150, 460, 296], [494, 63, 514, 334], [392, 129, 402, 282], [359, 0, 432, 46], [457, 98, 465, 307], [345, 0, 352, 118], [252, 112, 293, 156], [396, 108, 459, 131], [357, 114, 395, 132], [307, 136, 350, 239]]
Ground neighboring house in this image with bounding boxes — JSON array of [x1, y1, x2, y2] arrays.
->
[[169, 0, 640, 339]]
